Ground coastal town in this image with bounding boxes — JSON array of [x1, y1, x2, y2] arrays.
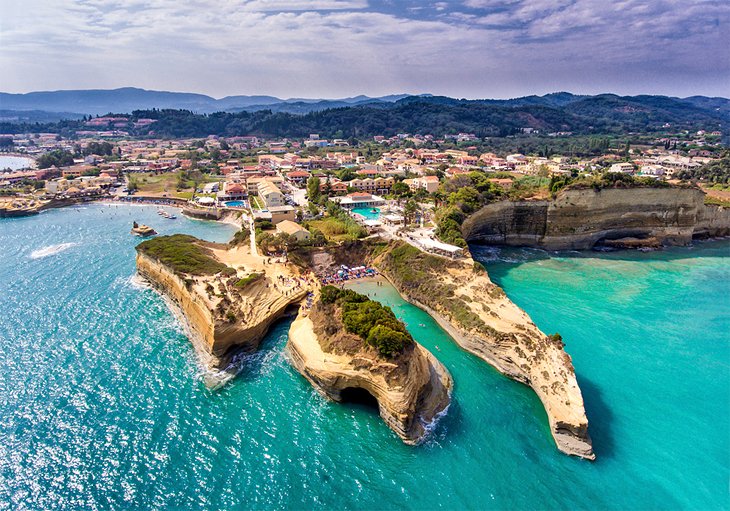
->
[[1, 115, 728, 462], [2, 0, 730, 503], [1, 124, 728, 255]]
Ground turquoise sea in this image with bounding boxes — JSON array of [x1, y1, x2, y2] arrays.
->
[[0, 204, 728, 510]]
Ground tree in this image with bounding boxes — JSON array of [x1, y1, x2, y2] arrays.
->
[[337, 167, 356, 181], [307, 176, 321, 202], [366, 324, 411, 358], [37, 150, 74, 169], [391, 181, 410, 197], [323, 175, 332, 197], [403, 199, 419, 226], [83, 141, 114, 156]]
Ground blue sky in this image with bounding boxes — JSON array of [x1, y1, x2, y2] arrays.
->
[[1, 0, 728, 98]]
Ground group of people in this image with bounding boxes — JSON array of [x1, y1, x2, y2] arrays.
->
[[274, 274, 310, 296], [320, 265, 378, 285]]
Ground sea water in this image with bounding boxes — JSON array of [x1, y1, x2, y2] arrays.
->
[[0, 156, 34, 171], [0, 205, 728, 509]]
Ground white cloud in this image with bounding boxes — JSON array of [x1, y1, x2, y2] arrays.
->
[[240, 0, 368, 11], [0, 0, 727, 98]]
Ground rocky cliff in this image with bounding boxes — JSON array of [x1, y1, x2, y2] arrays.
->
[[462, 187, 728, 250], [286, 296, 452, 445], [136, 241, 308, 372], [373, 242, 594, 459], [695, 202, 730, 239]]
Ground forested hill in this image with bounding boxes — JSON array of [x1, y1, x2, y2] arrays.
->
[[1, 93, 727, 139]]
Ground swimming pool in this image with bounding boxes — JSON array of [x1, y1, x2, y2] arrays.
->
[[224, 200, 247, 208], [350, 207, 380, 220]]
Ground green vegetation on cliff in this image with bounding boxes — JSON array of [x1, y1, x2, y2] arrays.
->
[[136, 234, 235, 276], [304, 202, 367, 242], [434, 172, 506, 247], [320, 285, 413, 358], [376, 242, 498, 337], [436, 170, 682, 247], [557, 172, 672, 193], [234, 272, 263, 289]]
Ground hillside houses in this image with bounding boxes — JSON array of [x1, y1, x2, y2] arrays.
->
[[404, 175, 439, 194]]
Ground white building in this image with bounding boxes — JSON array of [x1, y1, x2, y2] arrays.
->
[[610, 162, 635, 174]]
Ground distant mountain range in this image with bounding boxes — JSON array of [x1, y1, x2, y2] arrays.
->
[[0, 87, 416, 117], [2, 87, 727, 122], [0, 88, 728, 141]]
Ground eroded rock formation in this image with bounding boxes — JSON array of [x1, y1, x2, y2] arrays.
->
[[136, 238, 309, 371], [286, 294, 452, 444], [462, 187, 730, 250], [373, 242, 595, 459]]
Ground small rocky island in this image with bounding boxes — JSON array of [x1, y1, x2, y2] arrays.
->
[[287, 285, 452, 444], [131, 221, 157, 236]]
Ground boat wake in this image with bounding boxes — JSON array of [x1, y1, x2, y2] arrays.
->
[[29, 242, 78, 259]]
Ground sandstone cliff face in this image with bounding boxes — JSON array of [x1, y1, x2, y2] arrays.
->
[[696, 203, 730, 239], [286, 306, 452, 445], [374, 243, 594, 459], [462, 187, 727, 250], [136, 252, 306, 369]]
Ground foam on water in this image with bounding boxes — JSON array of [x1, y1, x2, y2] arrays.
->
[[123, 273, 151, 290], [29, 242, 78, 259]]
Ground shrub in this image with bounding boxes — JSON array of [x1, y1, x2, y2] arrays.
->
[[366, 325, 412, 358], [234, 273, 263, 289], [230, 228, 250, 246], [254, 219, 274, 231], [319, 285, 412, 357], [320, 285, 343, 304], [548, 332, 565, 348], [136, 234, 234, 276]]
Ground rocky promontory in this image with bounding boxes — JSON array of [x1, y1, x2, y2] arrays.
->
[[372, 241, 594, 459], [136, 234, 309, 372], [287, 286, 452, 444], [462, 187, 730, 250]]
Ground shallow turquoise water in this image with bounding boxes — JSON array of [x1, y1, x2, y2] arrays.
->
[[0, 205, 728, 509]]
